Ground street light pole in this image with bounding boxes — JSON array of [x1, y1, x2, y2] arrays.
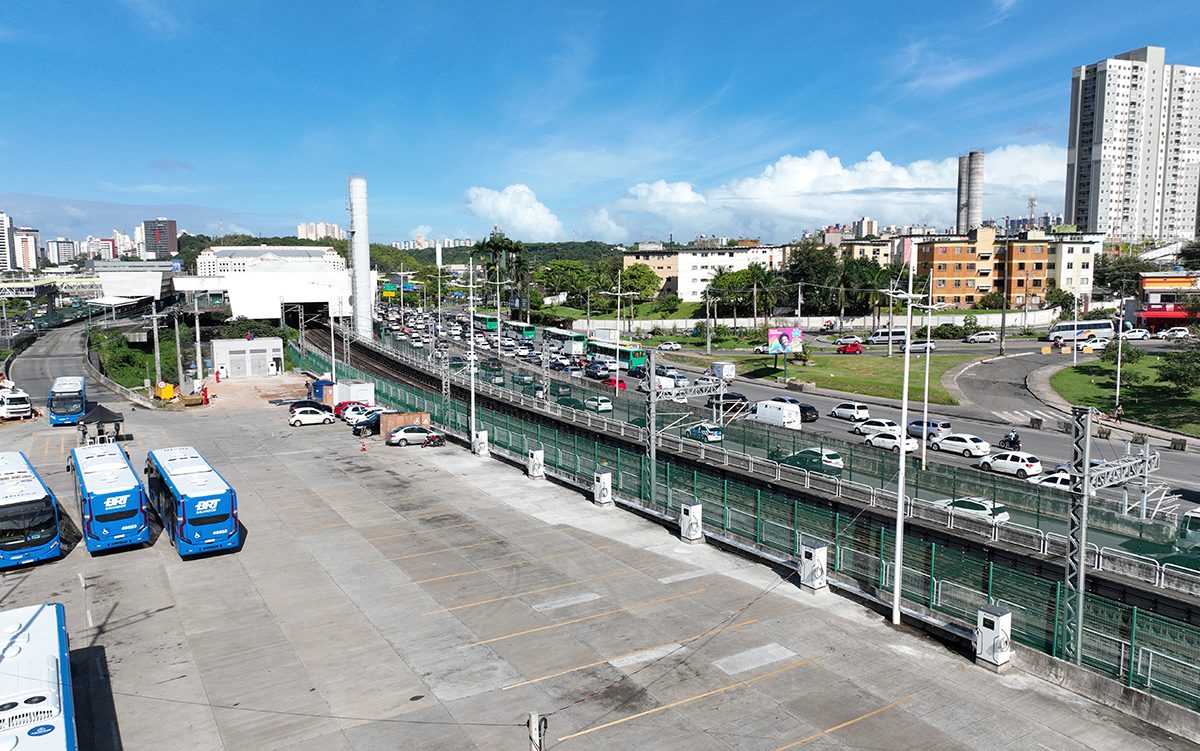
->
[[918, 300, 947, 469], [1115, 290, 1126, 412], [889, 280, 920, 627]]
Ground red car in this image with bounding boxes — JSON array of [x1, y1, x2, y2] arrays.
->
[[837, 342, 865, 355], [334, 400, 370, 417], [602, 377, 627, 390]]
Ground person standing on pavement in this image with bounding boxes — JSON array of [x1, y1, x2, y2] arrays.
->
[[1115, 404, 1125, 423]]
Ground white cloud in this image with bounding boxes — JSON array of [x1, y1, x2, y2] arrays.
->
[[582, 209, 629, 243], [598, 144, 1065, 241], [410, 224, 433, 239], [464, 184, 565, 241]]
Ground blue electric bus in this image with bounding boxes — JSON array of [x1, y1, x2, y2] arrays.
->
[[70, 444, 150, 554], [0, 452, 64, 569], [47, 377, 86, 426], [144, 447, 240, 557], [0, 603, 78, 750]]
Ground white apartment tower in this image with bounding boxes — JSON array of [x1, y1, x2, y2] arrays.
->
[[1066, 46, 1200, 241], [0, 212, 13, 272]]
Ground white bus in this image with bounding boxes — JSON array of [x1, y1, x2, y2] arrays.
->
[[0, 603, 78, 750], [1044, 320, 1116, 343]]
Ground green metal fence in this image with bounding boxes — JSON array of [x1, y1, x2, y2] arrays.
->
[[293, 342, 1200, 713]]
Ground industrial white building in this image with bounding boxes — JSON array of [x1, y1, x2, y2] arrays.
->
[[211, 337, 284, 379], [1066, 46, 1200, 240], [196, 246, 346, 275]]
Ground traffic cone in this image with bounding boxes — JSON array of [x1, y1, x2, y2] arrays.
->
[[360, 440, 367, 453]]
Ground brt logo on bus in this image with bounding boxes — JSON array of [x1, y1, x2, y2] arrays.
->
[[103, 495, 130, 510], [195, 499, 220, 514]]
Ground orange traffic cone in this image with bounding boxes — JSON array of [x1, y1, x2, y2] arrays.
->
[[360, 440, 367, 453]]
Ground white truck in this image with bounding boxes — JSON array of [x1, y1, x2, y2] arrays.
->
[[708, 361, 736, 382], [744, 400, 803, 430], [0, 380, 33, 419]]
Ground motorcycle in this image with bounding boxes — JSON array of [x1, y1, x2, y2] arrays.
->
[[998, 436, 1021, 451], [421, 433, 446, 448]]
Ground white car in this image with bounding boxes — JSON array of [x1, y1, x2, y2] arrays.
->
[[902, 340, 937, 353], [833, 335, 862, 346], [341, 404, 372, 423], [929, 497, 1010, 524], [829, 402, 870, 421], [659, 341, 682, 351], [864, 431, 919, 453], [851, 418, 900, 436], [929, 433, 990, 457], [1156, 327, 1192, 340], [350, 407, 385, 427], [695, 375, 721, 387], [1120, 329, 1150, 340], [584, 396, 613, 413], [1028, 471, 1097, 496], [979, 451, 1043, 479], [386, 424, 442, 446], [1083, 337, 1111, 349], [290, 407, 334, 427], [965, 331, 998, 344], [752, 344, 770, 354]]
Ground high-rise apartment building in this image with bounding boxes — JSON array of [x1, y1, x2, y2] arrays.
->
[[0, 212, 13, 272], [12, 228, 40, 271], [297, 222, 346, 241], [44, 238, 79, 265], [1066, 46, 1200, 240], [141, 218, 178, 260]]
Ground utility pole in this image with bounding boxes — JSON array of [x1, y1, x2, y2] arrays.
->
[[647, 349, 657, 503], [705, 294, 712, 355], [1063, 406, 1096, 664], [586, 289, 591, 337], [1115, 288, 1126, 411], [887, 279, 897, 358], [1072, 292, 1079, 366], [193, 296, 203, 381], [998, 246, 1009, 356], [146, 312, 164, 385], [795, 283, 803, 327], [752, 282, 758, 330], [173, 314, 186, 393], [1022, 269, 1030, 331]]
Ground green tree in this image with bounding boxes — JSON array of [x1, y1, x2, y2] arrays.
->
[[784, 240, 839, 314], [1100, 340, 1145, 365], [1179, 240, 1200, 270], [618, 263, 662, 299], [1095, 252, 1160, 292], [962, 314, 980, 335], [653, 294, 681, 315], [1157, 340, 1200, 394], [1044, 286, 1075, 312], [975, 290, 1004, 309]]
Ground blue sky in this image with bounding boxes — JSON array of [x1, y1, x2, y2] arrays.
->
[[3, 0, 1199, 244]]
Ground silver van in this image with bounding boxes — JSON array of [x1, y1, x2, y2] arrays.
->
[[866, 328, 907, 345]]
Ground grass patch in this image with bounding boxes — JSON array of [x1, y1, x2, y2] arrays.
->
[[664, 351, 976, 404], [1050, 356, 1200, 437]]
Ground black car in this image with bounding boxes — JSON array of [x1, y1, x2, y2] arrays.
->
[[771, 396, 819, 422], [481, 357, 503, 371], [706, 392, 748, 409], [549, 382, 573, 397], [352, 413, 382, 437], [289, 400, 332, 413], [627, 365, 648, 380]]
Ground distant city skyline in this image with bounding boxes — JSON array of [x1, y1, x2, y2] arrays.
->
[[3, 1, 1199, 243]]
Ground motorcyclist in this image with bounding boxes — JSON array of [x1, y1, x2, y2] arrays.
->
[[1003, 429, 1021, 450]]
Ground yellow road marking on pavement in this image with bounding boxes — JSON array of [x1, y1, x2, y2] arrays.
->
[[501, 619, 758, 690], [376, 527, 563, 562], [772, 696, 913, 750], [557, 657, 819, 742], [458, 589, 706, 651], [391, 546, 612, 588], [422, 566, 652, 616]]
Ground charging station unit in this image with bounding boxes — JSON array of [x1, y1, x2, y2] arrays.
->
[[798, 541, 829, 592], [526, 448, 545, 478], [974, 604, 1014, 673], [680, 503, 704, 544], [472, 429, 489, 457], [593, 471, 613, 507]]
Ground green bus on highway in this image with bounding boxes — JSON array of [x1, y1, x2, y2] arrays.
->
[[587, 340, 647, 369]]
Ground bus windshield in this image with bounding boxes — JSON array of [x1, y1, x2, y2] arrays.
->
[[50, 393, 84, 415], [0, 498, 57, 549]]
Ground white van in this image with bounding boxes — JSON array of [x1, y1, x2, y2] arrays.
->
[[0, 382, 32, 419], [744, 400, 803, 430], [866, 328, 907, 346]]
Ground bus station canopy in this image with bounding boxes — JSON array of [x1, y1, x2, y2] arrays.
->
[[87, 296, 146, 308]]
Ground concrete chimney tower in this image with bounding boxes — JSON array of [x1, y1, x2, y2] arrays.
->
[[956, 155, 971, 234], [347, 175, 373, 339], [967, 150, 985, 231]]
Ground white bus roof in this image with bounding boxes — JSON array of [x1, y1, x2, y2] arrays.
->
[[149, 447, 231, 498], [71, 445, 138, 496], [0, 603, 66, 722], [544, 327, 585, 337], [50, 376, 85, 392], [0, 452, 49, 508]]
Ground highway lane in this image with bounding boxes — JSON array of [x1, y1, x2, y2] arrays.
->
[[9, 323, 122, 413]]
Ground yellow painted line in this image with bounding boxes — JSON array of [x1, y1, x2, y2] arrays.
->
[[375, 527, 563, 563], [391, 546, 611, 588], [501, 619, 759, 691], [458, 589, 706, 651], [422, 566, 652, 616], [772, 696, 913, 750], [557, 657, 819, 742], [319, 522, 347, 529]]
